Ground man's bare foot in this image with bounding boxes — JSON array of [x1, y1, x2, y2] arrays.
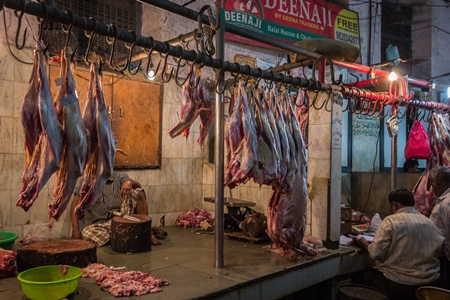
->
[[151, 235, 162, 245]]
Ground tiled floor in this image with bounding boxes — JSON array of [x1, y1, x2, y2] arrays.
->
[[0, 226, 342, 300]]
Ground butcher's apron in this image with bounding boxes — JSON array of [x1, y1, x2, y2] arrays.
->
[[82, 188, 142, 246]]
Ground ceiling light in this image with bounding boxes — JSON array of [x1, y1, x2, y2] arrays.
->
[[147, 63, 156, 81], [389, 71, 398, 81]]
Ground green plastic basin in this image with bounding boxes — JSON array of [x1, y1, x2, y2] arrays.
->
[[0, 231, 18, 250], [17, 265, 83, 300]]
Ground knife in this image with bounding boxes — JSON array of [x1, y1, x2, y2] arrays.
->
[[113, 211, 140, 222]]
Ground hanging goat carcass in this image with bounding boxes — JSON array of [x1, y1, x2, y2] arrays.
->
[[17, 41, 63, 211], [48, 47, 88, 220]]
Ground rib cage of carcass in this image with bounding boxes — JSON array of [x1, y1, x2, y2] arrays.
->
[[224, 81, 315, 256], [413, 113, 450, 216]]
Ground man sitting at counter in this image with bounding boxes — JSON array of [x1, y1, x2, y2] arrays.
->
[[70, 171, 161, 246], [429, 166, 450, 289], [353, 187, 444, 300]]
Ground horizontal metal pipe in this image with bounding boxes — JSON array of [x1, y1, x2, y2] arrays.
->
[[4, 0, 447, 112], [353, 77, 390, 88], [137, 0, 431, 88], [2, 0, 328, 91]]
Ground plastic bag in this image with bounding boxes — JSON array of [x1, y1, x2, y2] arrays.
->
[[19, 222, 52, 245], [404, 120, 431, 160], [370, 213, 382, 232]]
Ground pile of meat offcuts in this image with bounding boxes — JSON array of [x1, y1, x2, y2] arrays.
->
[[17, 41, 116, 220], [168, 68, 215, 148], [224, 82, 314, 257], [0, 248, 16, 278], [413, 114, 450, 216], [82, 263, 169, 296], [175, 208, 214, 228]]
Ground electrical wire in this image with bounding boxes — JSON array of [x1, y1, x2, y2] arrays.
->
[[362, 127, 381, 213], [2, 9, 33, 65], [412, 25, 450, 35]]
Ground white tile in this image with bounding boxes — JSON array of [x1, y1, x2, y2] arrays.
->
[[0, 80, 14, 117], [0, 117, 13, 153], [13, 117, 25, 155], [0, 45, 15, 82], [0, 154, 12, 190], [15, 58, 33, 83], [0, 190, 12, 226]]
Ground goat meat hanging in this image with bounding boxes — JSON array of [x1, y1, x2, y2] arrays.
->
[[250, 85, 280, 187], [17, 41, 63, 211], [266, 162, 315, 257], [48, 47, 88, 221], [75, 62, 117, 219], [413, 113, 450, 216], [168, 68, 214, 148]]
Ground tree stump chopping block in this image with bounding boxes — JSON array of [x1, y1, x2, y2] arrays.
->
[[111, 214, 152, 253], [16, 239, 96, 272]]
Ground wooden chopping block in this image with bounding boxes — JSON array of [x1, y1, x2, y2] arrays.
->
[[110, 214, 152, 253], [16, 239, 97, 272]]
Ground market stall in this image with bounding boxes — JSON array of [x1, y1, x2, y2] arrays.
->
[[0, 0, 449, 298]]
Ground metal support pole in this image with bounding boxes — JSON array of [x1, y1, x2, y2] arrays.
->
[[391, 135, 398, 191], [214, 23, 225, 268]]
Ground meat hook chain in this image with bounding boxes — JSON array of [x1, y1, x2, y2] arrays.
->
[[5, 0, 450, 115]]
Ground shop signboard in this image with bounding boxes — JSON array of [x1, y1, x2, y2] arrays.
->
[[221, 0, 360, 50]]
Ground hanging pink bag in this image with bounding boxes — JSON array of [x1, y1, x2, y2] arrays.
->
[[404, 120, 431, 159]]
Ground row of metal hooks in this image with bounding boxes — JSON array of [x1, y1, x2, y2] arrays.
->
[[3, 0, 448, 120]]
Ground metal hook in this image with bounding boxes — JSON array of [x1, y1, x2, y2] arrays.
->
[[106, 24, 128, 72], [14, 0, 28, 50], [254, 67, 263, 89], [398, 76, 414, 100], [311, 55, 343, 85], [312, 89, 328, 110], [323, 90, 333, 112], [84, 18, 97, 65], [160, 49, 174, 83], [62, 10, 74, 48], [98, 59, 103, 75], [188, 63, 201, 89], [37, 2, 48, 41], [174, 56, 190, 87], [214, 66, 226, 95], [125, 31, 142, 75], [243, 65, 252, 87], [346, 72, 360, 87]]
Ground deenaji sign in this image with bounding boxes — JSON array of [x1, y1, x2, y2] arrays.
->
[[221, 0, 360, 49]]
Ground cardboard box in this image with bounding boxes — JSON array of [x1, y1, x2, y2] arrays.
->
[[341, 221, 352, 234]]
